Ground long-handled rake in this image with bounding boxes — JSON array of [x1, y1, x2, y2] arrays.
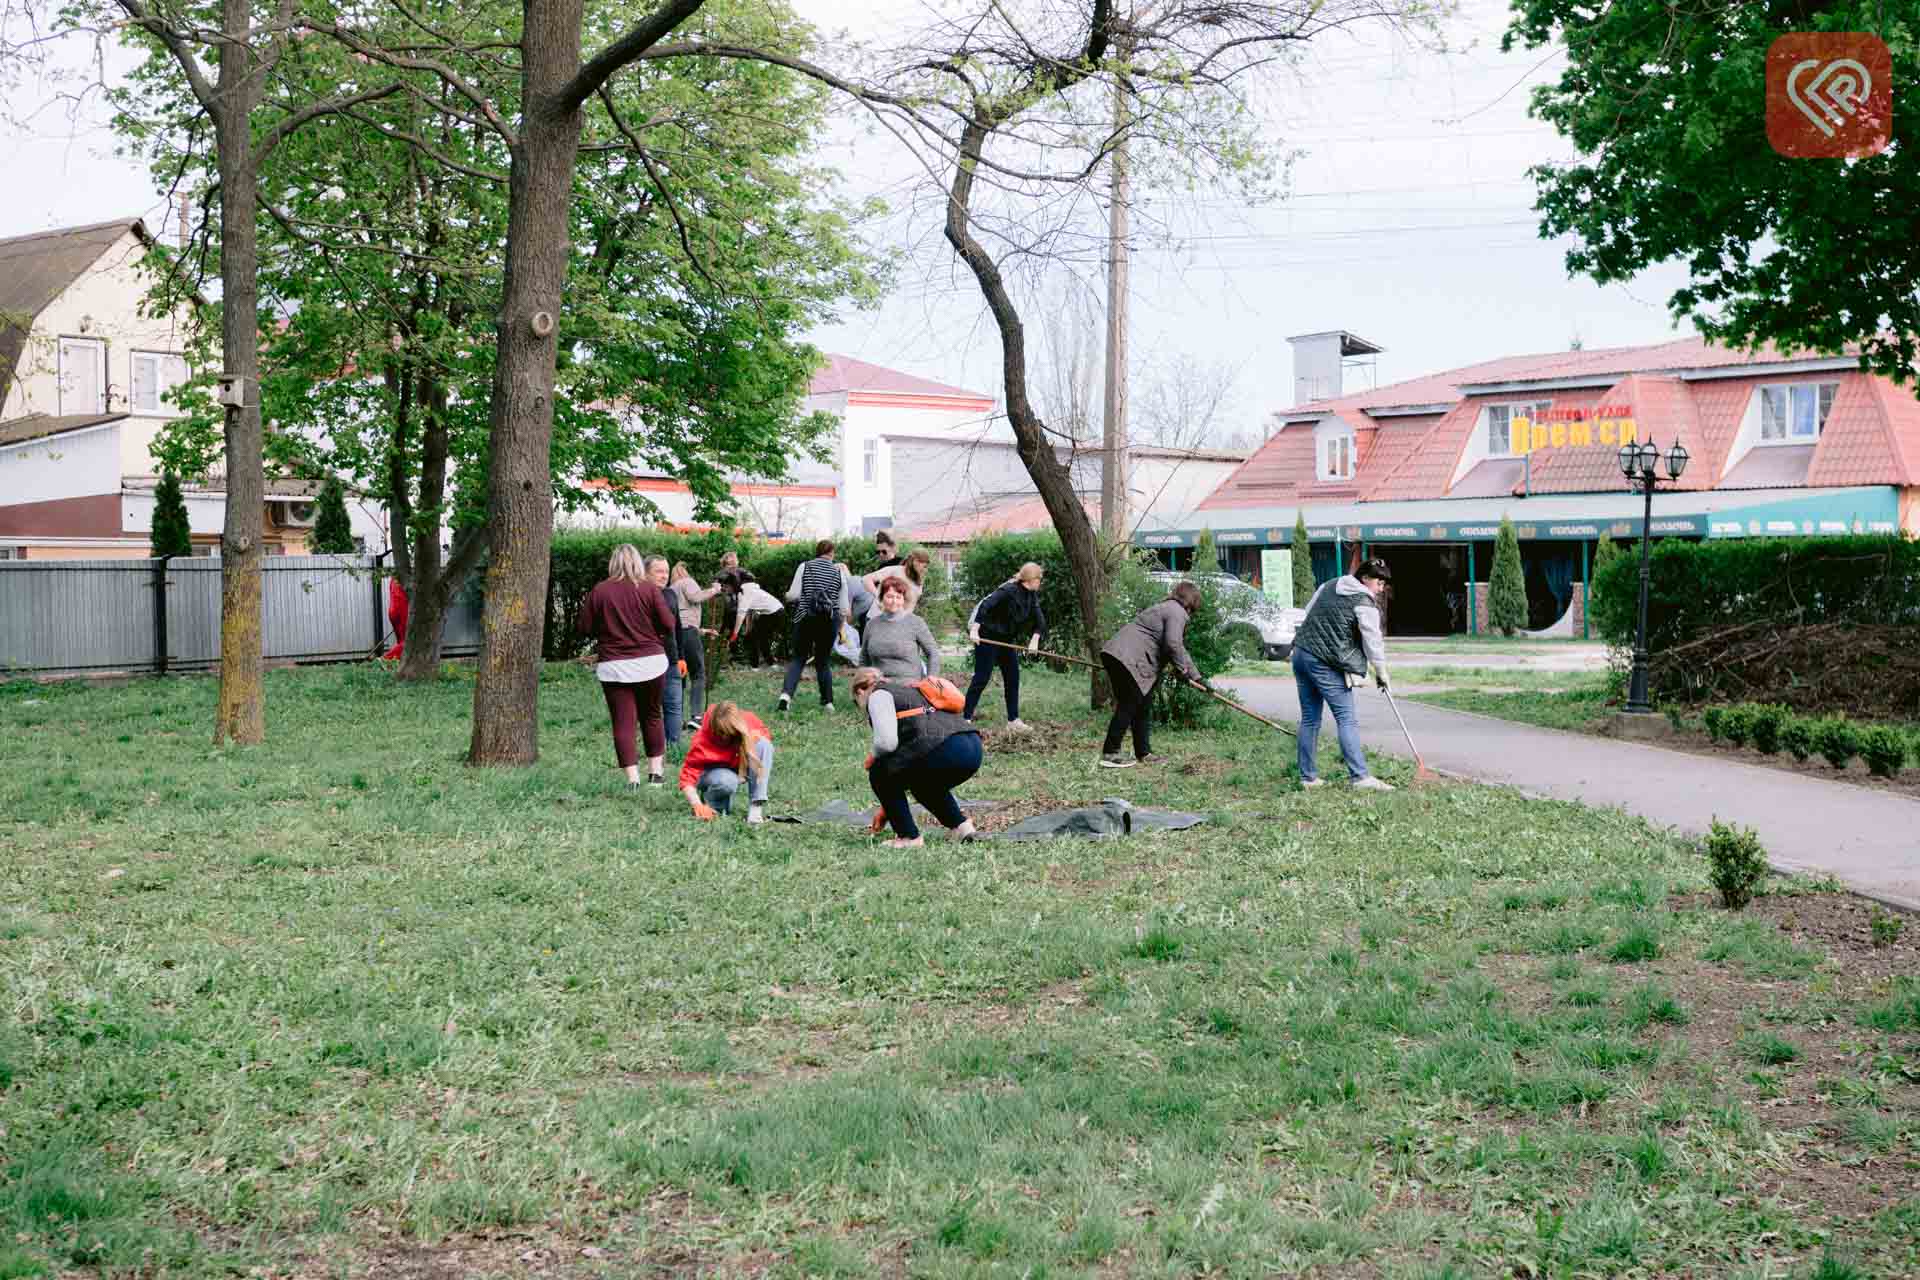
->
[[976, 638, 1295, 737], [1381, 685, 1442, 785]]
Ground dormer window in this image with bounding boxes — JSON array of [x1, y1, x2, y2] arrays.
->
[[1758, 382, 1836, 443], [1487, 401, 1553, 457], [1315, 420, 1356, 481]]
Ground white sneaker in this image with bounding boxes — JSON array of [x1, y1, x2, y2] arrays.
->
[[1300, 778, 1326, 789], [1006, 719, 1031, 732], [746, 804, 766, 825], [1351, 776, 1395, 792]]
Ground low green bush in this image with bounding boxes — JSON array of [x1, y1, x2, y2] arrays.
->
[[1702, 707, 1727, 743], [1815, 717, 1863, 770], [1748, 704, 1788, 756], [1704, 819, 1769, 911], [1779, 716, 1816, 763], [1719, 705, 1756, 749], [1861, 726, 1908, 779]]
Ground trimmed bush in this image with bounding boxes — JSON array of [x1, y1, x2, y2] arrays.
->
[[1704, 819, 1769, 911], [1861, 726, 1907, 779], [1718, 705, 1756, 749], [1814, 717, 1863, 770], [960, 531, 1086, 654], [1702, 706, 1727, 743], [546, 528, 754, 661], [150, 470, 192, 559], [310, 475, 356, 554], [1291, 511, 1316, 608], [1487, 515, 1527, 636], [1779, 716, 1816, 763], [1748, 704, 1788, 756]]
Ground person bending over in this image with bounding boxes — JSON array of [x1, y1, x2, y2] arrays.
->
[[964, 561, 1046, 728], [578, 543, 677, 788], [851, 667, 982, 849], [1292, 557, 1394, 791], [861, 577, 940, 679], [862, 549, 931, 614], [1098, 580, 1207, 769], [679, 701, 774, 823]]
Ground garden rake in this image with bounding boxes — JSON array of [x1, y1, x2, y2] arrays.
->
[[1380, 685, 1441, 785]]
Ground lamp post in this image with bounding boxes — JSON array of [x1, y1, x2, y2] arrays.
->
[[1617, 438, 1690, 714]]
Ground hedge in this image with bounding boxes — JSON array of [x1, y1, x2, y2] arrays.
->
[[1589, 534, 1920, 705], [546, 527, 946, 663]]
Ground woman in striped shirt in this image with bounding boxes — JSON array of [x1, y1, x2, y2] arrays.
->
[[778, 539, 849, 713]]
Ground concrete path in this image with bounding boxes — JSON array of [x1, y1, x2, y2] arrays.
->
[[1221, 676, 1920, 911]]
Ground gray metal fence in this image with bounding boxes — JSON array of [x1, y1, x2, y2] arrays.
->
[[0, 555, 483, 677]]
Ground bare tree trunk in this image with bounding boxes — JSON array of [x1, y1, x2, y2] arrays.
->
[[467, 0, 585, 764], [943, 120, 1111, 704], [396, 379, 457, 681], [212, 0, 265, 746]]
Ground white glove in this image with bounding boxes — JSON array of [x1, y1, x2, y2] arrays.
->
[[968, 626, 981, 643], [1026, 635, 1039, 652], [1375, 668, 1391, 691]]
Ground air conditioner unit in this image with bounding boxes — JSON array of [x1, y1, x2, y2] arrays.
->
[[276, 499, 318, 527]]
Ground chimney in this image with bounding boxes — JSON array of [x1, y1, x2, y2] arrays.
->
[[1286, 331, 1383, 404]]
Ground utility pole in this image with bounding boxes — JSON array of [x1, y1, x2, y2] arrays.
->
[[1100, 33, 1132, 545]]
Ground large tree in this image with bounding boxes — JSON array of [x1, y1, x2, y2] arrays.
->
[[1509, 1, 1920, 382], [118, 0, 878, 679], [641, 1, 1438, 697]]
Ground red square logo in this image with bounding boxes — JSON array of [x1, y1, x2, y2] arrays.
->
[[1768, 33, 1892, 158]]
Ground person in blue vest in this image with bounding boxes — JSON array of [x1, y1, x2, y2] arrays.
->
[[1292, 557, 1394, 791]]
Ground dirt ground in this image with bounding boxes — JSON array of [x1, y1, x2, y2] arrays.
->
[[1657, 727, 1920, 801]]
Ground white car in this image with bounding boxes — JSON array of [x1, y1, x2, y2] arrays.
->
[[1151, 571, 1304, 661]]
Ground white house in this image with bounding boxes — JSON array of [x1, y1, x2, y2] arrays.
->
[[0, 218, 385, 558]]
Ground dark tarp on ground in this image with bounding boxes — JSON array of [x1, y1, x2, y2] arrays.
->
[[795, 798, 997, 828], [997, 798, 1206, 842]]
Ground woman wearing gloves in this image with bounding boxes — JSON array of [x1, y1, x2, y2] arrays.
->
[[679, 702, 774, 822], [1292, 557, 1395, 791], [963, 562, 1045, 728], [669, 562, 719, 730], [1098, 580, 1206, 769], [860, 577, 940, 679], [851, 667, 982, 849]]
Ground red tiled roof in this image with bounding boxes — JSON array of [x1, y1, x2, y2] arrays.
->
[[1365, 400, 1481, 501], [1522, 380, 1711, 495], [1197, 421, 1322, 508], [1871, 378, 1920, 485], [1811, 373, 1917, 487], [910, 494, 1098, 544], [809, 354, 994, 402]]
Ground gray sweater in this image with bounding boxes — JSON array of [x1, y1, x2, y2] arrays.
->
[[861, 610, 940, 680]]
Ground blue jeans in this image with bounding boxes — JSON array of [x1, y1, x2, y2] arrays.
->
[[962, 643, 1020, 720], [662, 662, 683, 747], [1293, 648, 1371, 781], [871, 732, 983, 839], [699, 738, 774, 814]]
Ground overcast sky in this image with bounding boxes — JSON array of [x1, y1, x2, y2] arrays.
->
[[1, 0, 1695, 435]]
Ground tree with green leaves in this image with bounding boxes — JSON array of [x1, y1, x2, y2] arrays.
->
[[150, 471, 192, 559], [1291, 512, 1316, 607], [116, 0, 879, 685], [1593, 532, 1620, 582], [309, 476, 355, 555], [1489, 516, 1527, 637], [1191, 527, 1221, 579], [1508, 1, 1920, 384]]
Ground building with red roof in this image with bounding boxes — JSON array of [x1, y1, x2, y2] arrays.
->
[[1152, 332, 1916, 635]]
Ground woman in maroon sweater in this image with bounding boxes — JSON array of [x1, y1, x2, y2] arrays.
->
[[578, 544, 678, 787]]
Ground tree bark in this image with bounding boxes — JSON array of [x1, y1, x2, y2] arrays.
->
[[398, 381, 463, 680], [467, 0, 586, 764], [212, 0, 265, 746], [943, 119, 1111, 703]]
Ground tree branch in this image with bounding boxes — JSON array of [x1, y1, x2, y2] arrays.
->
[[114, 0, 216, 111], [255, 81, 403, 162], [556, 0, 707, 117]]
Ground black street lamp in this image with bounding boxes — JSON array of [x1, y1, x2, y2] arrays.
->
[[1617, 437, 1690, 714]]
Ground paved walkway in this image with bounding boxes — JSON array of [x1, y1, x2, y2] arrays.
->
[[1221, 677, 1920, 911]]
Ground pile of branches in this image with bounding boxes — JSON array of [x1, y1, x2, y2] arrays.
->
[[1650, 620, 1920, 719]]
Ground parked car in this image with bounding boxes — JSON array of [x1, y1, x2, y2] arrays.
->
[[1150, 571, 1304, 661]]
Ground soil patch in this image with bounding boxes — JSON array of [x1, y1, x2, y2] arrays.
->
[[1655, 729, 1920, 800]]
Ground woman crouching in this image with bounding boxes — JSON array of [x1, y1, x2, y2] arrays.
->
[[679, 702, 774, 823], [850, 667, 983, 848]]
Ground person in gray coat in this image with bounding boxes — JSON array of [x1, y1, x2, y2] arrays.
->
[[860, 577, 940, 679], [1098, 581, 1208, 768]]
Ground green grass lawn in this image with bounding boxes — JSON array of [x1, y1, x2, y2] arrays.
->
[[1409, 672, 1619, 733], [2, 664, 1915, 1278]]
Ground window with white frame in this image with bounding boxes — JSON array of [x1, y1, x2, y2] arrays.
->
[[862, 436, 879, 485], [1486, 400, 1554, 456], [1319, 431, 1354, 481], [57, 337, 106, 415], [1758, 382, 1837, 443], [131, 351, 189, 415]]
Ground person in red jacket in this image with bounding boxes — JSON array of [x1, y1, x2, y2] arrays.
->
[[578, 543, 678, 788], [679, 701, 774, 822]]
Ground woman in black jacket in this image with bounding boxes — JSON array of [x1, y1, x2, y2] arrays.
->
[[962, 562, 1046, 728]]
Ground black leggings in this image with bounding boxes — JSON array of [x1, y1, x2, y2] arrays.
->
[[1101, 654, 1152, 758], [782, 611, 837, 704], [962, 642, 1021, 720]]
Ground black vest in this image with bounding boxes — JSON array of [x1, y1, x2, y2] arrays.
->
[[1295, 581, 1372, 676], [880, 682, 978, 772]]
